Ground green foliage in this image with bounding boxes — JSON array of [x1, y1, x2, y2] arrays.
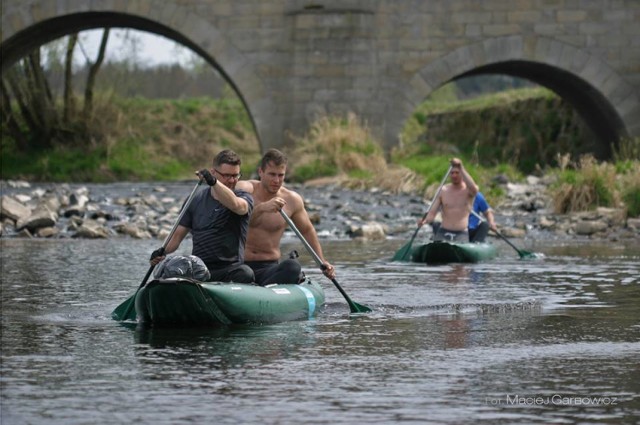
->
[[613, 137, 640, 163], [398, 86, 588, 174], [623, 186, 640, 217], [347, 169, 374, 179], [397, 155, 451, 185], [2, 146, 104, 181], [618, 158, 640, 217], [290, 160, 338, 182]]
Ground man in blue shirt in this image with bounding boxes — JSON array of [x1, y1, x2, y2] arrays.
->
[[468, 192, 498, 243]]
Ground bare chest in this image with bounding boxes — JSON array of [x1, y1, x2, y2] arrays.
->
[[441, 188, 471, 210]]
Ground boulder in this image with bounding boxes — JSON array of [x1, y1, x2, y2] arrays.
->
[[16, 206, 58, 232], [595, 207, 626, 227], [625, 217, 640, 231], [74, 219, 110, 239], [113, 222, 152, 239], [574, 220, 609, 235], [36, 227, 59, 238], [348, 222, 387, 240], [500, 227, 527, 238], [1, 195, 31, 222]]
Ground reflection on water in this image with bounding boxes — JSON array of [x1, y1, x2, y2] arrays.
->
[[1, 237, 639, 424]]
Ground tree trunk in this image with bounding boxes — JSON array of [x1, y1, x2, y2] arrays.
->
[[0, 78, 30, 149], [22, 50, 60, 147], [63, 33, 78, 124], [83, 28, 110, 122], [3, 66, 39, 132]]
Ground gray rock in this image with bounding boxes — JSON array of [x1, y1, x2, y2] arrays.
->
[[74, 219, 110, 239], [574, 220, 609, 235], [1, 196, 31, 222], [16, 207, 58, 232]]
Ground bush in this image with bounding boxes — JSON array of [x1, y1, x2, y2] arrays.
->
[[550, 155, 619, 214], [289, 113, 387, 181], [620, 166, 640, 217]]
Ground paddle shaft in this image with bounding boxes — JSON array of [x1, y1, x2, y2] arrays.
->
[[279, 209, 371, 313], [470, 209, 527, 255], [117, 179, 203, 320]]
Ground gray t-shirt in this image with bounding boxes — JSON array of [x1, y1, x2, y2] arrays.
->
[[179, 187, 253, 268]]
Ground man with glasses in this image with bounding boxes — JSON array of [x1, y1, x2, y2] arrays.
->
[[236, 149, 336, 286], [150, 149, 254, 283]]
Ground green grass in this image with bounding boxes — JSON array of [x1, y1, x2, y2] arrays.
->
[[290, 160, 338, 182]]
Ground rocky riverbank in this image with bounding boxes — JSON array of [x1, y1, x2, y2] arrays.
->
[[1, 177, 639, 242]]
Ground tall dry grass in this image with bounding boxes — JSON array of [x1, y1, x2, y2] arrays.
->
[[550, 155, 620, 214], [288, 113, 423, 193]]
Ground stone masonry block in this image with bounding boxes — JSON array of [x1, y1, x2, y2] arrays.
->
[[482, 24, 520, 37], [483, 35, 523, 63], [507, 10, 542, 23], [557, 10, 588, 22]]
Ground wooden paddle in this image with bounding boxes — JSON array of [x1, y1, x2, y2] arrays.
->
[[392, 166, 452, 261], [469, 210, 536, 259], [111, 179, 204, 321], [279, 210, 372, 314]]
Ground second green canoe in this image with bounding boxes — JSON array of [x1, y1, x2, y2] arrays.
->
[[411, 241, 498, 264]]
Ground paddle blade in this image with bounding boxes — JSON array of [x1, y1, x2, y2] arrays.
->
[[518, 250, 544, 260], [331, 278, 372, 313], [349, 300, 373, 314], [392, 241, 414, 261], [111, 295, 136, 321]]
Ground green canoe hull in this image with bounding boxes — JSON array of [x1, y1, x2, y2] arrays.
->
[[113, 278, 325, 326], [411, 241, 497, 264]]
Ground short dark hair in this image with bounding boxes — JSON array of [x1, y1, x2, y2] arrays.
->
[[260, 148, 287, 170], [214, 149, 242, 167]]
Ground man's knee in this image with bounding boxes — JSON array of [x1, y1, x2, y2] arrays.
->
[[470, 222, 489, 243], [280, 259, 302, 275], [230, 264, 255, 283]]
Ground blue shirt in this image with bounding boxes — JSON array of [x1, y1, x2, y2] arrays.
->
[[468, 192, 490, 230]]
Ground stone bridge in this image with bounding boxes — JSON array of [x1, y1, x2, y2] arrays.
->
[[2, 0, 639, 156]]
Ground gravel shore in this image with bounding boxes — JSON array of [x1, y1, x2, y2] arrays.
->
[[1, 178, 639, 242]]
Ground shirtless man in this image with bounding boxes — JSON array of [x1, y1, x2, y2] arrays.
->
[[418, 158, 479, 242], [236, 149, 336, 286]]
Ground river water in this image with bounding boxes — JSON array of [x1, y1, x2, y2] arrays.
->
[[1, 221, 639, 423]]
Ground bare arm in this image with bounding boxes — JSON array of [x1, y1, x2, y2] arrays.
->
[[150, 225, 190, 265], [484, 208, 498, 232], [250, 197, 286, 227], [453, 158, 478, 199], [290, 197, 336, 279], [419, 193, 442, 227]]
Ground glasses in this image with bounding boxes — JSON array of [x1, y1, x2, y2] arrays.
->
[[214, 169, 242, 180]]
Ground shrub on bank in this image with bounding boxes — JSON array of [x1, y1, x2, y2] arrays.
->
[[548, 153, 640, 217]]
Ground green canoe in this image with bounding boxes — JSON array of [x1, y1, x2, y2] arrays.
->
[[112, 277, 325, 326], [411, 241, 498, 264]]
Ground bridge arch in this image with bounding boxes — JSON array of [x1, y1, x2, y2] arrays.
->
[[1, 4, 274, 152], [401, 35, 638, 158]]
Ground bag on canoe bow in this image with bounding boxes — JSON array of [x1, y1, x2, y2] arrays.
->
[[153, 255, 210, 281]]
